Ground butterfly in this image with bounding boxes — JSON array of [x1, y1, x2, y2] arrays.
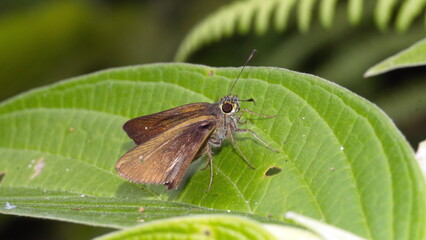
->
[[116, 50, 278, 191]]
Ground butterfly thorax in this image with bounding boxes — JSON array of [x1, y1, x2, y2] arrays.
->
[[209, 95, 240, 147]]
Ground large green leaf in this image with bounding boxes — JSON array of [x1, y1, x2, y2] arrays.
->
[[0, 64, 424, 240]]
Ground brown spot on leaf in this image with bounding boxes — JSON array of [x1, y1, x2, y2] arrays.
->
[[264, 166, 282, 177]]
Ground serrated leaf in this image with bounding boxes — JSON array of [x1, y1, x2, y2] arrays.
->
[[364, 37, 426, 77], [94, 215, 277, 240], [0, 64, 424, 240]]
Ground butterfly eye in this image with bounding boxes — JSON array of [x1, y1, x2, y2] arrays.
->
[[221, 103, 233, 113]]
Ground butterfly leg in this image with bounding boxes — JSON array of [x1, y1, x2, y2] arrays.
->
[[235, 128, 279, 153], [200, 161, 209, 171], [206, 144, 214, 192], [200, 150, 211, 171], [229, 132, 256, 170]]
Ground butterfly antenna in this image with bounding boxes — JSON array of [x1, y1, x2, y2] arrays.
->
[[228, 49, 257, 95]]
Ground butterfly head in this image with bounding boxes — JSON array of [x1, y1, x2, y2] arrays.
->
[[219, 95, 240, 114]]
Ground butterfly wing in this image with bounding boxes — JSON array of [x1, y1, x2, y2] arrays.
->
[[123, 103, 216, 145], [116, 116, 216, 189]]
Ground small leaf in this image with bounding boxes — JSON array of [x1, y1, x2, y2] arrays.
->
[[285, 212, 366, 240], [365, 37, 426, 77], [94, 215, 277, 240]]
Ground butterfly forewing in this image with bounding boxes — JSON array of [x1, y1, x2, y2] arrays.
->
[[116, 113, 217, 189], [123, 103, 214, 145]]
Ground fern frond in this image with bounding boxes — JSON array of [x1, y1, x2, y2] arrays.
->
[[174, 0, 426, 62]]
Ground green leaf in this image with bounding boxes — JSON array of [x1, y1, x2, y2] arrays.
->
[[0, 64, 424, 240], [364, 38, 426, 77], [94, 215, 277, 240]]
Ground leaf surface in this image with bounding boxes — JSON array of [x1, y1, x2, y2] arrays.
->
[[0, 64, 424, 240]]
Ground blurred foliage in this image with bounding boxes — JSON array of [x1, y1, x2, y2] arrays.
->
[[0, 0, 425, 239], [184, 2, 426, 148], [175, 0, 426, 61], [0, 0, 197, 101], [0, 214, 113, 239]]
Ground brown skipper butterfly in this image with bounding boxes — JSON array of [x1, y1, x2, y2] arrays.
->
[[116, 50, 278, 191]]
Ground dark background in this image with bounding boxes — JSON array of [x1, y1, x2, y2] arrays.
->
[[0, 0, 425, 239]]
